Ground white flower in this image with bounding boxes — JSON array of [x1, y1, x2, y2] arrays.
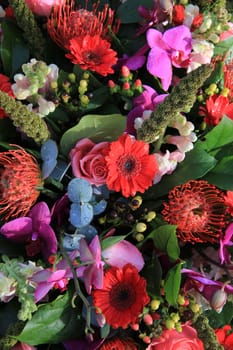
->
[[187, 39, 214, 73], [0, 272, 17, 303], [183, 4, 200, 28]]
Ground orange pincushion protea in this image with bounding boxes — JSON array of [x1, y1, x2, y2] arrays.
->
[[0, 147, 42, 220], [47, 0, 120, 50], [162, 180, 226, 244]]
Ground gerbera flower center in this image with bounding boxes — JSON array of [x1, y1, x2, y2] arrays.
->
[[110, 282, 136, 310], [83, 50, 101, 64], [117, 154, 140, 176]]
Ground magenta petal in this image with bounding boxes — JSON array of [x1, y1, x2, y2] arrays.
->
[[146, 48, 172, 90], [34, 281, 54, 303], [79, 238, 94, 262], [38, 223, 58, 259], [146, 28, 167, 50], [102, 240, 144, 271], [163, 25, 192, 52], [0, 217, 32, 242], [29, 201, 51, 226], [47, 269, 66, 282]]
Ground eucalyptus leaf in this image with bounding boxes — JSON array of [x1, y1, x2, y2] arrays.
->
[[67, 178, 93, 203], [164, 262, 182, 306], [16, 291, 84, 345], [70, 202, 93, 228], [60, 114, 126, 155]]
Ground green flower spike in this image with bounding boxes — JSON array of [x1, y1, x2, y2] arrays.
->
[[194, 314, 224, 350], [8, 0, 46, 60], [0, 90, 50, 144], [137, 64, 213, 145]]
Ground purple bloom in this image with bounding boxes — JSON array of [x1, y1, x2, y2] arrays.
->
[[0, 202, 57, 260], [219, 222, 233, 265], [76, 235, 104, 294], [146, 25, 192, 90]]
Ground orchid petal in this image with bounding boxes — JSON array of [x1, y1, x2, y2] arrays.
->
[[146, 28, 167, 50], [47, 269, 66, 282], [38, 222, 58, 258], [146, 48, 172, 91], [163, 25, 192, 52], [0, 217, 32, 242], [29, 201, 51, 226], [34, 281, 54, 303]]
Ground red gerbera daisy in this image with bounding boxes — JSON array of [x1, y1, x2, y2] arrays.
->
[[0, 146, 42, 220], [199, 93, 233, 126], [47, 0, 120, 50], [0, 74, 15, 118], [66, 34, 117, 76], [100, 337, 138, 350], [162, 180, 226, 243], [92, 264, 150, 329], [105, 133, 158, 198], [215, 325, 233, 350]]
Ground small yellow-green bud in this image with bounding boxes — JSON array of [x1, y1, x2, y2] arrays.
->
[[80, 94, 89, 106], [165, 319, 175, 330], [221, 87, 230, 97], [83, 72, 90, 80], [150, 299, 160, 310], [135, 233, 144, 242], [145, 211, 156, 222], [170, 313, 180, 323], [175, 322, 182, 332], [68, 73, 76, 83], [209, 83, 217, 92], [177, 294, 186, 306], [136, 222, 147, 233], [190, 303, 200, 313], [197, 94, 204, 102]]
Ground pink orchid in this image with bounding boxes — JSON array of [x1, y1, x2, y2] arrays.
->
[[11, 343, 36, 350], [146, 25, 192, 90], [76, 235, 104, 294], [219, 223, 233, 265], [0, 202, 57, 260], [30, 252, 76, 302], [102, 239, 145, 271]]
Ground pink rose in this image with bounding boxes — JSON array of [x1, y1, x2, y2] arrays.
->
[[147, 324, 204, 350], [25, 0, 64, 17], [70, 138, 110, 186]]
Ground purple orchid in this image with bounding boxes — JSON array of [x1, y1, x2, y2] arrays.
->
[[126, 84, 167, 135], [76, 235, 104, 294], [30, 251, 77, 302], [219, 222, 233, 265], [182, 268, 233, 312], [146, 25, 192, 91], [0, 202, 57, 260]]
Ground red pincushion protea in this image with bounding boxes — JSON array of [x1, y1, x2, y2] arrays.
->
[[100, 337, 138, 350], [105, 133, 158, 198], [92, 264, 150, 329], [162, 180, 226, 243], [0, 74, 15, 118], [224, 191, 233, 216], [66, 34, 117, 76], [0, 147, 42, 220], [47, 0, 120, 50], [199, 93, 233, 126]]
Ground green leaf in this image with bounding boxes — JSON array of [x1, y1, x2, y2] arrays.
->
[[203, 156, 233, 190], [1, 20, 29, 77], [117, 0, 154, 23], [148, 225, 180, 262], [60, 114, 126, 155], [164, 263, 182, 306], [142, 254, 162, 298], [204, 302, 233, 328], [16, 290, 84, 345], [101, 235, 126, 250], [214, 36, 233, 56], [197, 116, 233, 155], [144, 146, 217, 199]]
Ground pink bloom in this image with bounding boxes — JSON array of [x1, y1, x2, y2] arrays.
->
[[69, 138, 110, 186], [25, 0, 64, 17], [147, 324, 204, 350], [0, 202, 57, 260], [220, 22, 233, 41], [76, 235, 104, 294], [146, 25, 192, 90], [11, 343, 36, 350], [219, 223, 233, 265], [102, 239, 145, 271]]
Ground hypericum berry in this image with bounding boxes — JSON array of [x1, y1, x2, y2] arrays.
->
[[121, 65, 131, 78], [143, 314, 153, 325], [150, 299, 160, 310], [165, 319, 175, 330], [190, 303, 200, 313], [135, 222, 147, 233]]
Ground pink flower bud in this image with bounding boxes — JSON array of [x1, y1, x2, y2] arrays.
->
[[210, 288, 227, 313], [143, 314, 153, 325], [121, 65, 130, 78]]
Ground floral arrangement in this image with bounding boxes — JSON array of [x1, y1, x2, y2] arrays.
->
[[1, 0, 233, 349]]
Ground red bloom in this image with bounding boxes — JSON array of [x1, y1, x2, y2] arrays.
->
[[105, 133, 158, 198], [199, 94, 233, 126], [224, 191, 233, 216], [92, 264, 150, 329], [100, 337, 138, 350], [224, 62, 233, 100], [66, 34, 117, 76], [215, 325, 233, 350], [162, 180, 226, 243], [172, 5, 185, 25], [191, 13, 203, 31], [0, 74, 15, 118], [47, 0, 120, 50], [0, 147, 42, 220]]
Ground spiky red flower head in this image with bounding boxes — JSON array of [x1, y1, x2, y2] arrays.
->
[[0, 147, 42, 220], [92, 263, 150, 329], [66, 34, 117, 76], [47, 0, 120, 50], [100, 337, 138, 350], [105, 133, 158, 198], [199, 94, 233, 126], [162, 180, 226, 243], [0, 74, 15, 118]]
